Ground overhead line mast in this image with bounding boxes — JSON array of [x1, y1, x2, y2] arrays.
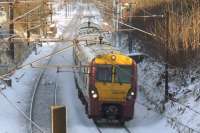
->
[[9, 0, 15, 59]]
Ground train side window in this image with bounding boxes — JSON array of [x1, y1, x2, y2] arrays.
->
[[74, 47, 79, 65], [81, 65, 84, 78], [84, 67, 88, 88], [96, 65, 112, 82]]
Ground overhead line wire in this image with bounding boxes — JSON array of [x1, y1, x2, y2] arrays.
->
[[0, 90, 45, 133], [0, 43, 75, 79]]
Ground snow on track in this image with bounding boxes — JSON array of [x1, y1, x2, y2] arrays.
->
[[95, 124, 132, 133], [31, 45, 58, 133], [31, 5, 79, 133]]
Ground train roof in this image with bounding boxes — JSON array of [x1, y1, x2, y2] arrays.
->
[[77, 37, 121, 64], [79, 16, 101, 30], [78, 32, 111, 46], [76, 17, 125, 64], [78, 16, 101, 36], [79, 21, 100, 30]]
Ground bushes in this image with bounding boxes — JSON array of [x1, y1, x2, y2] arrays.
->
[[132, 0, 200, 66]]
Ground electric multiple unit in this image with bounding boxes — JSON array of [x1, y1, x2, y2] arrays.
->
[[73, 18, 137, 124]]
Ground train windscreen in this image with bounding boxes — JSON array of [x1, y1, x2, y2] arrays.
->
[[115, 66, 132, 84], [96, 65, 112, 82]]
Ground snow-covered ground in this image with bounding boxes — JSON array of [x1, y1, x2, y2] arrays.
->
[[135, 40, 200, 132], [0, 42, 56, 133], [2, 2, 200, 133]]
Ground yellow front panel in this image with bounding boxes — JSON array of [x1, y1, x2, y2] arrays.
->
[[95, 54, 132, 65], [95, 82, 131, 102]]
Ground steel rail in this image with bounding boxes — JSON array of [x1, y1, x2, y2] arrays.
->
[[93, 121, 102, 133], [29, 62, 46, 133], [54, 75, 57, 105], [94, 120, 132, 133], [29, 45, 58, 133], [123, 125, 132, 133]]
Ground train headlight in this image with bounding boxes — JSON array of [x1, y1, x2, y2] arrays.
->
[[127, 90, 135, 100], [91, 89, 98, 99], [91, 90, 95, 94], [111, 55, 116, 61], [92, 93, 98, 98]]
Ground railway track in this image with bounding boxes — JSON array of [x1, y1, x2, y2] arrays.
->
[[123, 125, 132, 133], [94, 121, 132, 133], [29, 45, 58, 133], [28, 6, 80, 133]]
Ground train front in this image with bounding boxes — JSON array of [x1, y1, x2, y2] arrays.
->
[[88, 53, 137, 122]]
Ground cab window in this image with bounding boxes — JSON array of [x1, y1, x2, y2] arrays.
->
[[96, 65, 112, 82], [115, 66, 132, 83]]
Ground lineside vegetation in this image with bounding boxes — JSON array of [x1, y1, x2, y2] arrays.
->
[[132, 0, 200, 66]]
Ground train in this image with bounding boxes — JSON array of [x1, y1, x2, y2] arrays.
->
[[73, 17, 138, 124]]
